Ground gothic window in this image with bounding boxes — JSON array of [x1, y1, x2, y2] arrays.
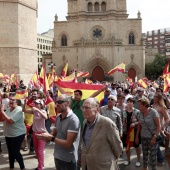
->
[[94, 2, 99, 11], [129, 32, 135, 44], [61, 34, 67, 46], [88, 2, 92, 11], [101, 2, 106, 11]]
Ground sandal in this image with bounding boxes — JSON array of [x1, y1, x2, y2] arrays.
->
[[23, 146, 28, 151], [123, 161, 130, 166], [135, 162, 141, 167]]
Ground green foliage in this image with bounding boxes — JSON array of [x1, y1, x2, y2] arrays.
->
[[145, 54, 168, 80]]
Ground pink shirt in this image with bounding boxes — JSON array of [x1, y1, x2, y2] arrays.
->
[[32, 109, 46, 133]]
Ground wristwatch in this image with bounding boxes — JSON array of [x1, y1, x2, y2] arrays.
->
[[51, 136, 55, 142]]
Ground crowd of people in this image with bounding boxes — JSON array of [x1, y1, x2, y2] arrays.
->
[[0, 79, 170, 170]]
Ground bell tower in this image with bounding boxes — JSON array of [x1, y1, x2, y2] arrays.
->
[[0, 0, 38, 84], [67, 0, 128, 20]]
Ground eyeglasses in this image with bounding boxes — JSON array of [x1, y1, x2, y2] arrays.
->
[[108, 98, 114, 101], [81, 106, 95, 110], [56, 100, 67, 104]]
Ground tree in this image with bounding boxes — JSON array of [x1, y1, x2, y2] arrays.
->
[[145, 54, 168, 80]]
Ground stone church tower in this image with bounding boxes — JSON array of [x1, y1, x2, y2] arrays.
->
[[0, 0, 38, 84], [52, 0, 145, 82]]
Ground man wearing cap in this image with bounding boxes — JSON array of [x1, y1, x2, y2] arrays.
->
[[100, 95, 123, 137], [37, 94, 80, 170]]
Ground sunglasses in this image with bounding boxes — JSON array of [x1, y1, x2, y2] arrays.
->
[[108, 98, 114, 101], [56, 100, 67, 104]]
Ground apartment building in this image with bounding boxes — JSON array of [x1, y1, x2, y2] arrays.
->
[[37, 29, 54, 72], [142, 28, 170, 58]]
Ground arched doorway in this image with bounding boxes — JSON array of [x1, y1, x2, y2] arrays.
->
[[92, 66, 104, 82], [128, 68, 136, 81]]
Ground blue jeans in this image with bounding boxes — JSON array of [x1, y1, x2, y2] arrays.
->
[[54, 158, 76, 170], [5, 134, 25, 169], [157, 144, 164, 163]]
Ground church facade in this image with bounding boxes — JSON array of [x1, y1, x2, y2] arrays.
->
[[52, 0, 145, 82]]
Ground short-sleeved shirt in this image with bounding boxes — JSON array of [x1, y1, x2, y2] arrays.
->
[[138, 108, 159, 138], [71, 98, 85, 128], [3, 106, 26, 137], [54, 110, 80, 163], [32, 109, 46, 133]]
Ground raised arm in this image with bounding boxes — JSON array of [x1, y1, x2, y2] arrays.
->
[[32, 107, 47, 119], [55, 83, 66, 94], [90, 86, 106, 98], [22, 102, 33, 114]]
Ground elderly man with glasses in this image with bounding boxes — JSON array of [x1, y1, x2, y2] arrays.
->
[[79, 97, 123, 170], [100, 95, 123, 137]]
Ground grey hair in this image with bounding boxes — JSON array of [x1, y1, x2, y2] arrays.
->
[[90, 97, 99, 107]]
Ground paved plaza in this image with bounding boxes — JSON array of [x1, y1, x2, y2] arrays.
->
[[0, 123, 169, 170]]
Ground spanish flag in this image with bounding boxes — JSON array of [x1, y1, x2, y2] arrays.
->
[[14, 90, 28, 100], [48, 67, 56, 87], [45, 97, 56, 123], [163, 61, 170, 75], [138, 79, 147, 89], [108, 63, 125, 75], [85, 79, 93, 84], [55, 81, 104, 101], [58, 70, 76, 82], [61, 62, 68, 77], [77, 71, 90, 78], [39, 65, 49, 93], [163, 75, 170, 93], [24, 99, 35, 126], [30, 71, 39, 88], [126, 127, 134, 152]]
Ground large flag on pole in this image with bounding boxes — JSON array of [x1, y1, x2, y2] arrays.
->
[[108, 63, 125, 75], [55, 81, 104, 101], [39, 65, 49, 93], [48, 67, 56, 87], [61, 62, 68, 77]]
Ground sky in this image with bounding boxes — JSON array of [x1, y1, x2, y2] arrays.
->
[[37, 0, 170, 34]]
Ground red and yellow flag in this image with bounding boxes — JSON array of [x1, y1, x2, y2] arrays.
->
[[77, 71, 90, 78], [48, 67, 56, 87], [163, 61, 170, 75], [55, 81, 104, 101], [85, 79, 93, 84], [164, 75, 170, 93], [108, 63, 125, 75], [126, 127, 135, 152], [45, 97, 56, 123], [39, 65, 49, 93], [61, 62, 68, 77], [58, 70, 76, 82], [138, 79, 148, 89], [30, 71, 39, 88], [14, 90, 28, 100]]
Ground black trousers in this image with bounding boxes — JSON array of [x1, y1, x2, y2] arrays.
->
[[5, 134, 25, 169]]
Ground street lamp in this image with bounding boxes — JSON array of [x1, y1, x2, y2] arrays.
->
[[48, 61, 56, 70]]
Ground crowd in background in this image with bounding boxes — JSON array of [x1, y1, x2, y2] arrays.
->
[[0, 77, 170, 170]]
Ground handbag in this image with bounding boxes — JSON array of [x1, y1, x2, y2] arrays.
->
[[143, 114, 163, 143]]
